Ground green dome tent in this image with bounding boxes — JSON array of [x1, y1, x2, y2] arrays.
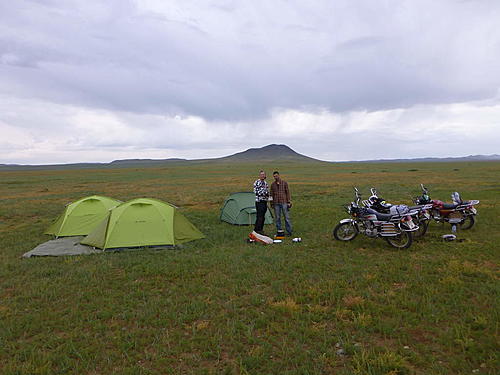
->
[[220, 192, 273, 225], [81, 198, 204, 249], [45, 195, 122, 237]]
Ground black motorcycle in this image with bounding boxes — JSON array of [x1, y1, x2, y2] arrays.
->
[[333, 188, 419, 249], [363, 188, 433, 238]]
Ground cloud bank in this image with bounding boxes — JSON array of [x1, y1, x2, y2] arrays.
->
[[1, 0, 499, 163]]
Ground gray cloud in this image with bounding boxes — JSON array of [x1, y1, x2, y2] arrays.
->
[[1, 93, 499, 164], [1, 0, 500, 164], [1, 0, 499, 120]]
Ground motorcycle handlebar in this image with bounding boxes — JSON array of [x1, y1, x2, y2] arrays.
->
[[354, 187, 361, 198]]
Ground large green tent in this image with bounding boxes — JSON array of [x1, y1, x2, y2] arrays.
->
[[220, 192, 273, 225], [45, 195, 122, 237], [81, 198, 204, 249]]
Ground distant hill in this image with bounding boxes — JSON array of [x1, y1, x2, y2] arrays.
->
[[349, 154, 500, 163], [0, 159, 188, 171], [109, 158, 187, 165], [2, 146, 499, 171], [218, 144, 319, 162], [0, 144, 319, 170], [0, 162, 107, 171]]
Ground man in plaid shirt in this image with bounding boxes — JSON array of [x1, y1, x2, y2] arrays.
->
[[270, 171, 292, 236]]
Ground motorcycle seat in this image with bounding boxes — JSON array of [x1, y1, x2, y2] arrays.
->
[[365, 208, 393, 221], [408, 205, 424, 210], [442, 200, 472, 209], [377, 212, 394, 221]]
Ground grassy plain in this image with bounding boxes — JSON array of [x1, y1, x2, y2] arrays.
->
[[0, 160, 499, 375]]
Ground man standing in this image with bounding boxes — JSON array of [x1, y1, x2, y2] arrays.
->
[[253, 170, 269, 235], [270, 171, 292, 236]]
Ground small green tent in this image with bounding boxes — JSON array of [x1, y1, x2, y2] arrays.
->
[[45, 195, 122, 237], [81, 198, 204, 249], [220, 192, 273, 225]]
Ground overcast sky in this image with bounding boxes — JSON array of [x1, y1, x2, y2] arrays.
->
[[1, 0, 499, 164]]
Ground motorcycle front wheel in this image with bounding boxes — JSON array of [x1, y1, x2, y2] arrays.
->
[[385, 231, 412, 249], [459, 215, 475, 230], [413, 220, 429, 238], [333, 222, 358, 241]]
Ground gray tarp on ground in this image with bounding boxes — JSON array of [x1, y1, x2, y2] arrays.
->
[[22, 236, 101, 258]]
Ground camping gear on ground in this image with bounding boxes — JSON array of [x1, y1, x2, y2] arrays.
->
[[81, 198, 204, 249], [248, 231, 273, 244], [45, 195, 122, 237], [442, 234, 457, 241], [220, 192, 273, 225], [273, 239, 282, 243], [441, 234, 465, 242], [333, 187, 419, 249], [292, 237, 302, 243], [275, 230, 285, 240], [22, 236, 100, 258]]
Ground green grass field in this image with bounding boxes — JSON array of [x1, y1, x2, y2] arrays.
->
[[1, 161, 499, 375]]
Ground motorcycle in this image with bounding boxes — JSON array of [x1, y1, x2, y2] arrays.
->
[[362, 188, 433, 238], [414, 184, 479, 230], [333, 188, 419, 249]]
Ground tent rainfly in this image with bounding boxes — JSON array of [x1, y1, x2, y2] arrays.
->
[[45, 195, 122, 237], [220, 192, 273, 225], [81, 198, 204, 249]]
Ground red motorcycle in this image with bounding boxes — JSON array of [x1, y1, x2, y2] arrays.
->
[[414, 184, 479, 230]]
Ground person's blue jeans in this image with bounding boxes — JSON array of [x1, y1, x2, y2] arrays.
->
[[274, 203, 292, 234]]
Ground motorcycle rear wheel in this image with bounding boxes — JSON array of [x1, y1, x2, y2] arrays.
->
[[385, 231, 412, 249], [413, 220, 429, 238], [459, 215, 475, 230], [333, 222, 358, 241]]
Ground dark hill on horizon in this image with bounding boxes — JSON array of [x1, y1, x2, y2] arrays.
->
[[346, 154, 500, 163], [218, 144, 319, 162], [1, 145, 499, 170], [0, 144, 320, 170]]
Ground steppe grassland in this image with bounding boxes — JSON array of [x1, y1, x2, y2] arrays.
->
[[1, 161, 499, 374]]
